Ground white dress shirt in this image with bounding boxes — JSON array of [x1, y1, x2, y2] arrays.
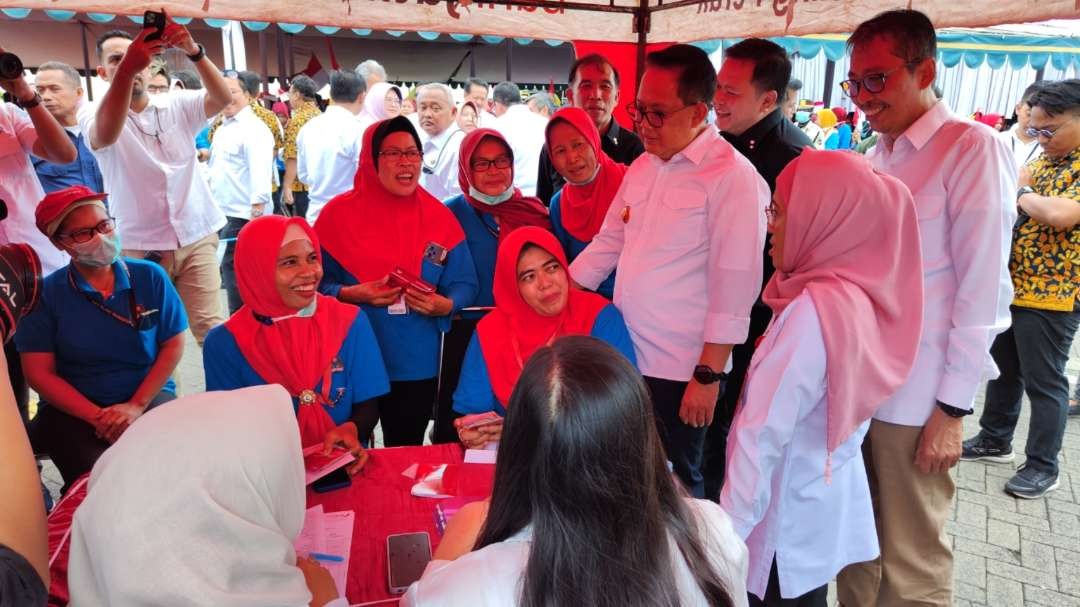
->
[[721, 292, 878, 600], [869, 101, 1015, 425], [0, 104, 68, 273], [208, 106, 274, 220], [998, 127, 1041, 170], [402, 498, 749, 607], [296, 105, 365, 224], [419, 125, 465, 202], [78, 90, 225, 251], [490, 104, 548, 197], [569, 127, 769, 381]]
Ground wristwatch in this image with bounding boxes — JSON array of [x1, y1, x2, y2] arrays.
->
[[186, 43, 206, 62], [1016, 185, 1036, 202], [15, 92, 41, 110], [936, 401, 972, 418], [693, 364, 727, 385]]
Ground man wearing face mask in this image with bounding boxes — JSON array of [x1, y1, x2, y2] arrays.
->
[[16, 186, 188, 491]]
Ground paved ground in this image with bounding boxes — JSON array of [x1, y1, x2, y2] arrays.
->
[[37, 328, 1080, 606]]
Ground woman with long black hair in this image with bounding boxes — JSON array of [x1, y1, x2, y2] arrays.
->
[[404, 335, 748, 607]]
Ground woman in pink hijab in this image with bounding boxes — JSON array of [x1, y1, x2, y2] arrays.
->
[[721, 148, 924, 607]]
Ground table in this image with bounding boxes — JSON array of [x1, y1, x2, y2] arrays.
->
[[308, 443, 495, 605]]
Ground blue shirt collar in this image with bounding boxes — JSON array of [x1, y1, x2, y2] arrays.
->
[[70, 259, 131, 295]]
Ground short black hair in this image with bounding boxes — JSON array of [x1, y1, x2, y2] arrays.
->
[[172, 69, 202, 90], [236, 71, 264, 98], [723, 38, 791, 100], [329, 69, 366, 103], [787, 78, 802, 92], [290, 75, 319, 101], [1021, 81, 1045, 105], [645, 44, 716, 107], [568, 53, 620, 88], [96, 29, 133, 58], [1027, 79, 1080, 118], [466, 78, 488, 95], [847, 9, 937, 67], [492, 81, 522, 107]]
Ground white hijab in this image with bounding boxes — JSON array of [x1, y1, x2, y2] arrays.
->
[[357, 82, 403, 131], [67, 384, 311, 607]]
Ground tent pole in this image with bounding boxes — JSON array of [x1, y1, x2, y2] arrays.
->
[[634, 0, 648, 89], [260, 29, 270, 89], [80, 21, 94, 101], [276, 27, 287, 84], [505, 38, 512, 81], [822, 59, 836, 107]]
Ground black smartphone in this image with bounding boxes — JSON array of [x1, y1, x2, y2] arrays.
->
[[143, 9, 167, 42], [387, 532, 432, 594], [312, 467, 351, 493]]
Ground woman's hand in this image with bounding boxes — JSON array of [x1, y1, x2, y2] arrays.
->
[[454, 418, 503, 449], [403, 289, 453, 317], [341, 277, 401, 307], [95, 402, 145, 443], [297, 555, 339, 607], [323, 422, 369, 475]]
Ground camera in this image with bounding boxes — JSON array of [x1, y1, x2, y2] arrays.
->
[[0, 238, 42, 344], [0, 53, 24, 81]]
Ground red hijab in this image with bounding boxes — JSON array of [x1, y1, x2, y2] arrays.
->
[[763, 149, 923, 457], [457, 128, 551, 241], [224, 215, 359, 447], [315, 116, 465, 283], [476, 227, 609, 405], [545, 107, 628, 243]]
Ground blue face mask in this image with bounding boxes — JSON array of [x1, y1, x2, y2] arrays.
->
[[469, 185, 514, 206], [70, 232, 121, 268], [795, 111, 811, 125]]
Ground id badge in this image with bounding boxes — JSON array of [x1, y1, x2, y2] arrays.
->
[[388, 295, 408, 315], [423, 241, 449, 266]]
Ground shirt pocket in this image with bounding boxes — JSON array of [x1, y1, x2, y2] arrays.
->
[[913, 193, 949, 272], [655, 187, 707, 250]]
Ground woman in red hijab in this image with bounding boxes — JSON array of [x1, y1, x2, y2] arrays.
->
[[452, 226, 636, 448], [204, 215, 390, 473], [315, 116, 479, 446], [545, 107, 628, 300]]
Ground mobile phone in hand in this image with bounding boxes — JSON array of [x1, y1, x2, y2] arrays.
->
[[143, 9, 167, 42]]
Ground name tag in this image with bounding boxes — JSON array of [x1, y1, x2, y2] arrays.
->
[[388, 296, 408, 316]]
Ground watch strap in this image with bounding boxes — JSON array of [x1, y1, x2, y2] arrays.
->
[[187, 43, 206, 62], [936, 401, 971, 418], [16, 92, 41, 110]]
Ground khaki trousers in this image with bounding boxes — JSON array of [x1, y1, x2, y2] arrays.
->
[[123, 233, 224, 345], [836, 419, 954, 607]]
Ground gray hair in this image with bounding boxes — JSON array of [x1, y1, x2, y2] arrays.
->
[[36, 61, 81, 89], [417, 82, 454, 105], [528, 92, 557, 115], [355, 59, 387, 83]]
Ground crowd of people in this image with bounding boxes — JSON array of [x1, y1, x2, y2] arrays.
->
[[0, 6, 1078, 607]]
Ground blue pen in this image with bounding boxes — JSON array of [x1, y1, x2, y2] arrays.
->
[[309, 552, 345, 563]]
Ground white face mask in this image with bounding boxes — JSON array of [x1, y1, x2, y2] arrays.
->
[[69, 232, 121, 268], [566, 165, 601, 187], [469, 185, 514, 206], [271, 297, 318, 323]]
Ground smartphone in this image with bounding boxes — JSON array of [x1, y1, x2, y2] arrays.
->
[[387, 532, 432, 594], [387, 266, 435, 294], [311, 467, 351, 493], [143, 9, 167, 42]]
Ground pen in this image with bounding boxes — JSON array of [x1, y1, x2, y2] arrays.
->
[[309, 552, 345, 563]]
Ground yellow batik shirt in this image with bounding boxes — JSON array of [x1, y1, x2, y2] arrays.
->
[[1011, 147, 1080, 311], [208, 99, 284, 191], [283, 101, 322, 192]]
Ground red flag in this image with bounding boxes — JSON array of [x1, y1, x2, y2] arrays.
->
[[548, 78, 555, 96], [299, 52, 322, 78], [326, 38, 340, 71]]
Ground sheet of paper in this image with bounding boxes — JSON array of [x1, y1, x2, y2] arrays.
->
[[323, 510, 355, 596], [463, 448, 497, 464], [294, 505, 326, 556]]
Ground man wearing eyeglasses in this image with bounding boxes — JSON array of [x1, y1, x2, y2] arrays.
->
[[961, 80, 1080, 499], [835, 10, 1016, 607], [569, 44, 769, 498], [296, 70, 368, 224]]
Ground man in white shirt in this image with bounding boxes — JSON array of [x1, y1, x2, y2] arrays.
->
[[569, 44, 769, 498], [834, 11, 1015, 607], [464, 78, 496, 128], [490, 82, 548, 197], [999, 81, 1043, 170], [296, 70, 367, 224], [81, 26, 233, 345], [208, 73, 274, 314], [416, 83, 464, 201]]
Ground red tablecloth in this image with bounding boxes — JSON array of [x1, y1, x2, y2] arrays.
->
[[308, 443, 494, 605]]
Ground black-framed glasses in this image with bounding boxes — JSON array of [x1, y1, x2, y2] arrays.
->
[[56, 218, 116, 244], [625, 102, 700, 128], [378, 148, 422, 163], [840, 62, 920, 98], [471, 156, 513, 172], [1026, 121, 1072, 140]]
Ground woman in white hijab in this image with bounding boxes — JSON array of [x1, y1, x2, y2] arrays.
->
[[357, 82, 403, 131], [67, 384, 346, 607]]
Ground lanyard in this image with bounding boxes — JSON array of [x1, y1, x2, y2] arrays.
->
[[68, 262, 141, 331]]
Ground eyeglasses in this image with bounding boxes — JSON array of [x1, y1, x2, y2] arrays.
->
[[146, 84, 170, 94], [840, 63, 920, 98], [625, 102, 700, 128], [56, 218, 116, 244], [378, 148, 421, 163], [1026, 121, 1072, 140], [471, 156, 513, 172]]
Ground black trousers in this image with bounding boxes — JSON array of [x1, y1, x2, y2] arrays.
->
[[378, 379, 437, 447], [645, 376, 717, 498], [433, 317, 480, 443], [219, 216, 249, 316], [748, 559, 828, 607], [29, 391, 176, 492], [286, 190, 310, 222], [703, 302, 772, 500], [4, 339, 28, 425]]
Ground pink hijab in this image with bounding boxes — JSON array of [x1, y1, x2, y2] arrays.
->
[[764, 148, 924, 457]]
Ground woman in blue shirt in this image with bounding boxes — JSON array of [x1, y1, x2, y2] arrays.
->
[[545, 107, 628, 300], [315, 117, 479, 446], [204, 216, 389, 471], [17, 186, 187, 489], [453, 227, 636, 449]]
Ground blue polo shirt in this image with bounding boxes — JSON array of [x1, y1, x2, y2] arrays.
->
[[202, 312, 391, 425], [452, 304, 637, 415], [31, 127, 106, 197], [549, 189, 615, 300], [445, 194, 498, 313], [15, 258, 187, 405]]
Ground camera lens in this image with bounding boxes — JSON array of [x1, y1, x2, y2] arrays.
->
[[0, 53, 23, 81]]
